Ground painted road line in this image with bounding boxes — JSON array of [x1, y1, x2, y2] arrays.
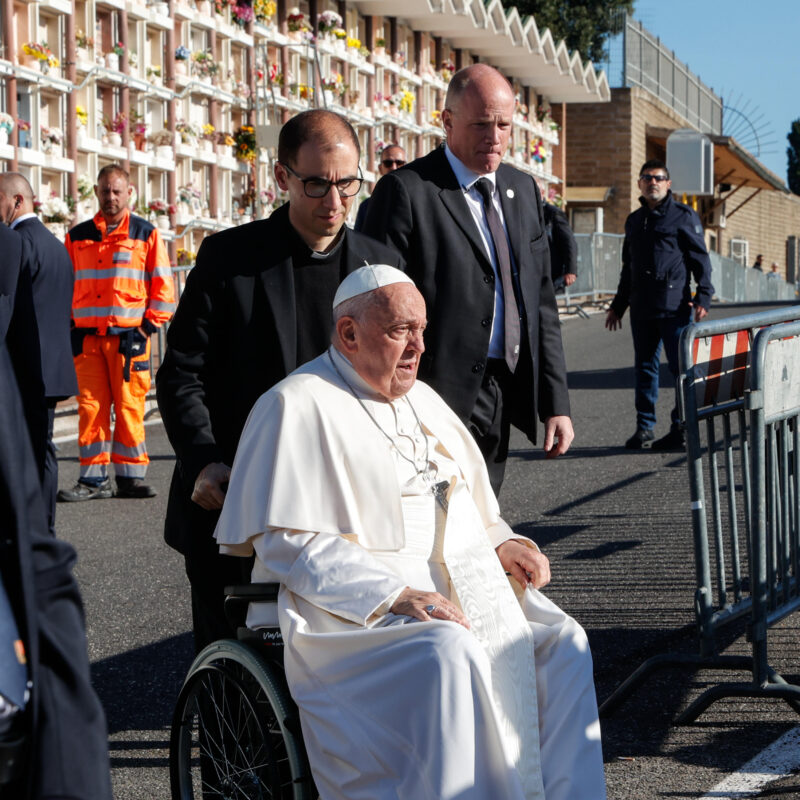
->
[[700, 725, 800, 798]]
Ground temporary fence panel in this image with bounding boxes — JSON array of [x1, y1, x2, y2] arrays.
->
[[600, 305, 800, 722], [567, 238, 797, 311]]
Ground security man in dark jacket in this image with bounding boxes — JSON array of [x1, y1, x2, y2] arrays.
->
[[605, 159, 714, 451]]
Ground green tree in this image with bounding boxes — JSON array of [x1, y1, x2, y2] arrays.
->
[[512, 0, 633, 63], [788, 119, 800, 195]]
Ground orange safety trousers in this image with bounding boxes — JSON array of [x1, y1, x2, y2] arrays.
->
[[75, 333, 151, 481]]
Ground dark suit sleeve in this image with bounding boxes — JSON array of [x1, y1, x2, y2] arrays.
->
[[610, 219, 633, 319], [360, 173, 414, 263], [0, 343, 111, 800], [549, 206, 577, 279], [156, 238, 225, 485], [678, 209, 714, 310], [530, 183, 570, 422]]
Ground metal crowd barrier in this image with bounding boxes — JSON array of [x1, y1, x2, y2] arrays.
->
[[560, 235, 797, 313], [600, 305, 800, 722]]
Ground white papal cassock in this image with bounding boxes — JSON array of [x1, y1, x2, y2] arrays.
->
[[214, 348, 606, 800]]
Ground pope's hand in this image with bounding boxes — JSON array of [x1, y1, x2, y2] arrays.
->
[[496, 540, 551, 589], [390, 587, 470, 629], [191, 461, 231, 510]]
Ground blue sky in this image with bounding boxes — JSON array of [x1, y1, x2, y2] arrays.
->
[[630, 0, 799, 182]]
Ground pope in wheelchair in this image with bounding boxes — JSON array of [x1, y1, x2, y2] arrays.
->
[[209, 266, 605, 800]]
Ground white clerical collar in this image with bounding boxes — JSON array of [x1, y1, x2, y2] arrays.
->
[[328, 346, 397, 403], [10, 212, 37, 229], [444, 144, 497, 195]]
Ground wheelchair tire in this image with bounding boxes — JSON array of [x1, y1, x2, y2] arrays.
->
[[170, 639, 315, 799]]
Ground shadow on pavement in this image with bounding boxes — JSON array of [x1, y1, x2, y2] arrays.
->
[[92, 632, 194, 734]]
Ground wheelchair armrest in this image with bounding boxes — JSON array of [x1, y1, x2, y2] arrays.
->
[[223, 583, 280, 629]]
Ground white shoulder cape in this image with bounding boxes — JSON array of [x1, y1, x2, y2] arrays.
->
[[214, 352, 503, 554]]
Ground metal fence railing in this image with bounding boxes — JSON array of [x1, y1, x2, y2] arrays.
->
[[599, 306, 800, 722], [602, 12, 722, 135], [559, 234, 798, 314]]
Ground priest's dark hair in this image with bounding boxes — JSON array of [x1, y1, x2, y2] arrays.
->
[[278, 109, 360, 166]]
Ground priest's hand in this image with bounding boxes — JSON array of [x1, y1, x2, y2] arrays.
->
[[543, 415, 574, 459], [496, 540, 551, 590], [390, 588, 470, 629], [191, 461, 231, 510]]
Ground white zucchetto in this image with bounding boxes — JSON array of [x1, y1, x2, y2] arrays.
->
[[333, 264, 415, 309]]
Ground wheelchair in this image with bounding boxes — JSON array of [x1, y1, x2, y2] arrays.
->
[[169, 583, 317, 799]]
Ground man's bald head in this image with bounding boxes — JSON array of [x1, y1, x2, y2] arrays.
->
[[444, 64, 514, 115], [277, 109, 360, 167], [442, 64, 515, 175], [0, 172, 34, 224]]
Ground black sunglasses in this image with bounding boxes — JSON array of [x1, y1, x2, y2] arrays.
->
[[280, 162, 363, 198], [639, 174, 669, 183], [381, 159, 406, 168]]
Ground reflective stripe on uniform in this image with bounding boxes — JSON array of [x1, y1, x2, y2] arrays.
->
[[112, 441, 147, 459], [80, 441, 112, 459], [74, 267, 147, 281], [114, 462, 147, 478], [79, 463, 109, 479], [150, 264, 173, 280], [148, 300, 176, 313], [73, 306, 144, 320]]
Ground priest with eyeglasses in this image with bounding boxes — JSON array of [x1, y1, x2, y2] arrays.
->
[[214, 264, 606, 800], [157, 110, 402, 654]]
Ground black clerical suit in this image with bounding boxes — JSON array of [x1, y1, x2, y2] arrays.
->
[[157, 204, 403, 651], [0, 321, 111, 800], [363, 146, 570, 490], [14, 216, 78, 533]]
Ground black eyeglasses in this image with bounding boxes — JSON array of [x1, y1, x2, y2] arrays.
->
[[381, 159, 406, 168], [279, 162, 363, 198], [639, 174, 669, 183]]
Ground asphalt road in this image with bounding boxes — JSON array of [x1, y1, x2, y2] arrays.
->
[[54, 301, 800, 799]]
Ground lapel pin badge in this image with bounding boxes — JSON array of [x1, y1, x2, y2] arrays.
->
[[506, 189, 515, 199]]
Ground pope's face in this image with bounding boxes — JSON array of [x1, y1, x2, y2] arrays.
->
[[349, 284, 427, 400], [443, 79, 515, 175], [275, 138, 360, 252]]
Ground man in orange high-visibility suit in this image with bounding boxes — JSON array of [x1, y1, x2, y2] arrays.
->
[[58, 164, 175, 501]]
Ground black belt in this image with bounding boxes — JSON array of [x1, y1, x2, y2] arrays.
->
[[485, 358, 511, 380]]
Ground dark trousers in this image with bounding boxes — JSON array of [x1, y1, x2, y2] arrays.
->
[[468, 358, 513, 497], [630, 314, 689, 431], [185, 535, 253, 654], [43, 403, 58, 537]]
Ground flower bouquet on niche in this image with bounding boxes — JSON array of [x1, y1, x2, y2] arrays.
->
[[254, 0, 276, 25], [317, 10, 342, 38], [233, 125, 257, 161], [22, 42, 60, 73], [0, 112, 14, 145]]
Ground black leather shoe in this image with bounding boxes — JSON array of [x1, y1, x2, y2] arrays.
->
[[652, 428, 686, 451], [57, 479, 113, 502], [624, 428, 654, 449], [115, 478, 157, 498]]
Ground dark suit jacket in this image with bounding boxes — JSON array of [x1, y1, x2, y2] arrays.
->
[[14, 217, 78, 400], [362, 147, 569, 443], [0, 341, 111, 799], [0, 225, 47, 475], [543, 202, 578, 286], [156, 204, 403, 556]]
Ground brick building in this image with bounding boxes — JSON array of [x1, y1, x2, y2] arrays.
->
[[563, 14, 800, 284]]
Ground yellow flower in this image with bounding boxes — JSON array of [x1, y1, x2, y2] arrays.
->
[[346, 37, 361, 49], [76, 105, 89, 127]]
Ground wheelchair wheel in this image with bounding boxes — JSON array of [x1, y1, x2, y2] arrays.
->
[[170, 639, 315, 799]]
